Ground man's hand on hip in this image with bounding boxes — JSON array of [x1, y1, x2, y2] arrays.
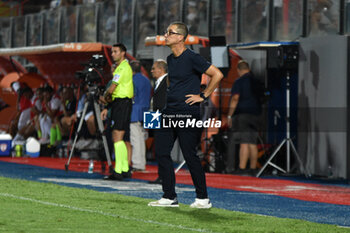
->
[[185, 94, 204, 105]]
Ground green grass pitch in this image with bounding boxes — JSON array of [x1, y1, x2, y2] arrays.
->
[[0, 177, 348, 233]]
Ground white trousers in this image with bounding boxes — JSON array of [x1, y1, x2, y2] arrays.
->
[[39, 114, 52, 140], [130, 122, 147, 170], [18, 108, 31, 130]]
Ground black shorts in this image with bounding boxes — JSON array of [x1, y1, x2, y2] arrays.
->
[[230, 113, 260, 144], [110, 98, 132, 131], [106, 116, 130, 143]]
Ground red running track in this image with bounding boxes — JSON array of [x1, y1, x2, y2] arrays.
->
[[1, 157, 350, 206]]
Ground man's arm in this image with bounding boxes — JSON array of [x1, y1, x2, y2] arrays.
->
[[45, 99, 60, 119], [100, 84, 115, 120], [46, 105, 59, 119], [31, 101, 41, 116], [104, 82, 117, 103], [201, 65, 224, 98], [99, 95, 107, 105], [107, 82, 117, 95], [100, 109, 108, 120], [185, 65, 223, 105], [228, 94, 239, 117], [227, 94, 239, 128]]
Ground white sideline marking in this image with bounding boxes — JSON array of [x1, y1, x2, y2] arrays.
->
[[0, 193, 213, 233], [39, 178, 194, 193], [338, 226, 350, 229]]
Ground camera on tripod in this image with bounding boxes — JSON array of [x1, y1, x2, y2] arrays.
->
[[65, 55, 113, 173], [75, 54, 107, 86]]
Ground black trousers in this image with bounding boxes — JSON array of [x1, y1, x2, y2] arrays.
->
[[155, 126, 208, 199]]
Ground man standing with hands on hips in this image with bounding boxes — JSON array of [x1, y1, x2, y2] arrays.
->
[[101, 43, 133, 181], [148, 22, 223, 208]]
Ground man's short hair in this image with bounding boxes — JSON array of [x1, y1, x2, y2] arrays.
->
[[237, 60, 250, 70], [22, 86, 33, 95], [112, 43, 127, 53], [170, 21, 188, 40], [154, 59, 167, 73], [130, 60, 141, 73], [37, 87, 44, 93], [43, 85, 54, 93]]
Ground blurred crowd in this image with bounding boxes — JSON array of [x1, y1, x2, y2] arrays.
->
[[8, 81, 100, 157], [9, 82, 80, 146], [49, 0, 104, 9], [6, 59, 154, 169]]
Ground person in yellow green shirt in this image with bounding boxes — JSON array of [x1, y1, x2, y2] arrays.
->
[[101, 43, 133, 180]]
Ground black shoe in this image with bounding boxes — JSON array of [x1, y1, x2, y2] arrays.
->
[[132, 167, 145, 172], [122, 170, 132, 178], [103, 171, 123, 181], [224, 168, 235, 174], [148, 177, 162, 184], [47, 145, 57, 157], [234, 168, 251, 176], [249, 168, 259, 176]]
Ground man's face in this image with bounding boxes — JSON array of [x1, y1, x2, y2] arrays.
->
[[151, 64, 163, 79], [23, 90, 33, 99], [111, 46, 124, 63], [36, 90, 43, 100], [164, 25, 184, 46], [237, 68, 243, 77], [62, 87, 73, 100], [43, 91, 51, 102]]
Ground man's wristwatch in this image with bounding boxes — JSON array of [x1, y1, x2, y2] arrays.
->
[[199, 92, 208, 100]]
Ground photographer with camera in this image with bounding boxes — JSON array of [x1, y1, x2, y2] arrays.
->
[[101, 43, 133, 180]]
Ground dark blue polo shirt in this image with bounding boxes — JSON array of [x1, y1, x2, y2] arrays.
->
[[166, 49, 211, 114], [231, 72, 262, 115]]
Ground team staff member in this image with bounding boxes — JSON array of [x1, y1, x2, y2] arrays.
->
[[101, 43, 133, 180], [148, 22, 223, 208], [151, 60, 168, 112], [129, 60, 151, 171], [227, 60, 262, 175], [148, 59, 168, 184]]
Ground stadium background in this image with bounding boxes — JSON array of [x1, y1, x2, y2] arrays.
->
[[0, 0, 350, 231], [1, 0, 350, 178]]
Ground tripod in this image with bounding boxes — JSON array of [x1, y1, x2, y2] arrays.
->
[[256, 71, 310, 177], [175, 135, 217, 173], [65, 86, 113, 173]]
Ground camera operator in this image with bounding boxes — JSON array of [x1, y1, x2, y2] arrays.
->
[[101, 43, 133, 181], [78, 85, 97, 137]]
